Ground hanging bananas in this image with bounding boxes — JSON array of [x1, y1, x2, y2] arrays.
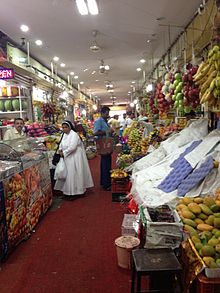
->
[[193, 45, 220, 104]]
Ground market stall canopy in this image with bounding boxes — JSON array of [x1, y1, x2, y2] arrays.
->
[[0, 0, 203, 104]]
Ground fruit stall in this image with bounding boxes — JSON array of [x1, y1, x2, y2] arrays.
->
[[0, 138, 53, 261]]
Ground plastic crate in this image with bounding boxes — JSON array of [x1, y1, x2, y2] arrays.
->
[[196, 273, 220, 293], [112, 179, 129, 193]]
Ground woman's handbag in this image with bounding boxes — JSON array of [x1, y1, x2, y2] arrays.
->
[[96, 136, 113, 155], [52, 153, 61, 166], [52, 133, 64, 166]]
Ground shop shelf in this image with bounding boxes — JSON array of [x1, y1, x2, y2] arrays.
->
[[0, 111, 27, 114]]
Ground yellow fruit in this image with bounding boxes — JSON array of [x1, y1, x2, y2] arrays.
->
[[188, 203, 202, 214], [201, 245, 216, 257], [205, 215, 215, 226], [197, 223, 214, 231], [195, 242, 203, 251], [211, 204, 220, 212], [184, 225, 198, 236], [182, 218, 197, 228], [193, 197, 204, 204], [195, 218, 204, 225], [216, 244, 220, 253], [199, 204, 213, 215], [176, 204, 189, 211], [214, 218, 220, 229], [182, 197, 194, 205], [198, 213, 208, 220], [208, 238, 219, 247], [182, 210, 196, 220], [203, 256, 215, 267], [191, 235, 201, 245], [203, 197, 216, 207]]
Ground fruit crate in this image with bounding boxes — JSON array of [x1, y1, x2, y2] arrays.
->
[[196, 273, 220, 293], [112, 178, 130, 202]]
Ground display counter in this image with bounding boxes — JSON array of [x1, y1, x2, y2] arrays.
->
[[0, 138, 53, 261]]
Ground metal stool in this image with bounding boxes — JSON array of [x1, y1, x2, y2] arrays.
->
[[131, 248, 182, 293]]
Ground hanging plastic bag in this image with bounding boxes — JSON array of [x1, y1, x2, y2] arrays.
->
[[54, 158, 67, 180]]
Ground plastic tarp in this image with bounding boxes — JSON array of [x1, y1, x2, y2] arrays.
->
[[130, 119, 220, 208]]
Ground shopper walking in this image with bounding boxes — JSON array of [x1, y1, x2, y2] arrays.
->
[[54, 120, 94, 199], [93, 106, 113, 191]]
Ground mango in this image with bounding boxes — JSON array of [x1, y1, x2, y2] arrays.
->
[[197, 223, 214, 231], [199, 204, 213, 215], [182, 197, 194, 205], [176, 204, 188, 211], [210, 204, 220, 213], [212, 228, 219, 235], [214, 212, 220, 218], [203, 256, 215, 267], [215, 244, 220, 253], [203, 197, 216, 207], [214, 218, 220, 228], [184, 224, 198, 236], [193, 197, 204, 204], [205, 215, 215, 226], [208, 238, 219, 247], [198, 213, 208, 220], [209, 261, 218, 268], [195, 242, 203, 251], [188, 203, 201, 214], [216, 259, 220, 267], [182, 218, 197, 228], [195, 218, 204, 225], [201, 245, 216, 257], [191, 235, 201, 245], [182, 210, 196, 220], [214, 231, 220, 238]]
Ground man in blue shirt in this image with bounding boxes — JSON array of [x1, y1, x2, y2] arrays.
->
[[93, 106, 113, 190]]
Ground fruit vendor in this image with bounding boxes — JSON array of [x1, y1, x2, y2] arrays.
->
[[3, 118, 26, 141], [93, 106, 113, 191]]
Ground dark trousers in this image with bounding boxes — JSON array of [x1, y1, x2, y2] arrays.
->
[[100, 154, 112, 188]]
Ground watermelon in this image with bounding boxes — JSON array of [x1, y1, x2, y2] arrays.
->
[[4, 100, 13, 111], [12, 99, 20, 111], [22, 100, 28, 110], [0, 100, 4, 111]]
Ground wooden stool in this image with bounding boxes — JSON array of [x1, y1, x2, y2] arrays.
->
[[131, 248, 182, 293]]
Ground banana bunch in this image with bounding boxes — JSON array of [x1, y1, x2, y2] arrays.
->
[[127, 128, 142, 149], [141, 138, 148, 154], [193, 45, 220, 104]]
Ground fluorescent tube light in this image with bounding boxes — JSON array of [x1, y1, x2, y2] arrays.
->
[[76, 0, 88, 15], [87, 0, 99, 15]]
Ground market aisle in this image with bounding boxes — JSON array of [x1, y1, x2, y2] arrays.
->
[[0, 156, 131, 293]]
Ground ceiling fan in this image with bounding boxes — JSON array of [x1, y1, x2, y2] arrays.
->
[[89, 30, 101, 52]]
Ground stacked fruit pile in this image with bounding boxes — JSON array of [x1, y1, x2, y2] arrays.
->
[[193, 45, 220, 105], [182, 64, 200, 112], [116, 153, 133, 169], [155, 83, 171, 113], [176, 196, 220, 268], [172, 73, 184, 110], [127, 128, 142, 153], [41, 103, 55, 120], [148, 95, 159, 115], [110, 169, 128, 179], [141, 138, 148, 154], [147, 130, 162, 148]]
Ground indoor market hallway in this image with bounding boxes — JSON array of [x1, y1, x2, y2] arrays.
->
[[0, 156, 131, 293]]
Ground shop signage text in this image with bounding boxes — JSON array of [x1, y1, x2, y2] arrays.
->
[[0, 68, 14, 79]]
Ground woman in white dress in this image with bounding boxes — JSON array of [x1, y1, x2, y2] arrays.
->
[[54, 120, 94, 198]]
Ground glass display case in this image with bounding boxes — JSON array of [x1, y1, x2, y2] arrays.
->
[[0, 138, 48, 177]]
